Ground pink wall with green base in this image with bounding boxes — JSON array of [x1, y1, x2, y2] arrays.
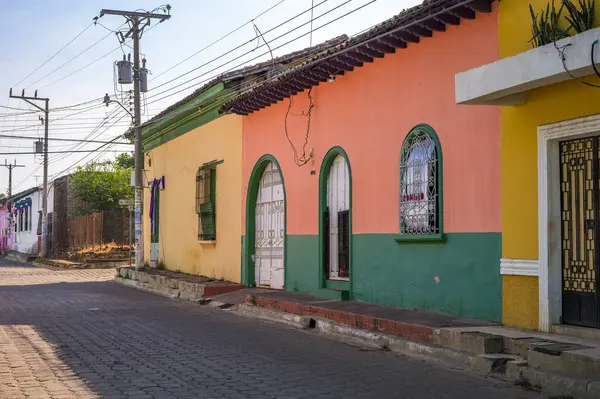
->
[[241, 6, 503, 322]]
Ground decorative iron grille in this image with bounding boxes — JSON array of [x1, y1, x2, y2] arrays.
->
[[560, 138, 597, 294], [400, 128, 439, 235]]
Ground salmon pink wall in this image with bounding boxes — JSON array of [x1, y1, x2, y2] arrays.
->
[[242, 6, 500, 235]]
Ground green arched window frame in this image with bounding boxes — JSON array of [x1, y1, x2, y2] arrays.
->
[[395, 124, 445, 244]]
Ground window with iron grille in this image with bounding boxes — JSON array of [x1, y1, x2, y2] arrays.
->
[[196, 167, 216, 241], [400, 125, 441, 235]]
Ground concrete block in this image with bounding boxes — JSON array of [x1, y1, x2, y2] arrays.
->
[[503, 337, 550, 358], [437, 330, 503, 354], [509, 366, 597, 399], [528, 348, 600, 381]]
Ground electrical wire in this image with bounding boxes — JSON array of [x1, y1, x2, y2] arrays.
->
[[554, 36, 600, 88], [149, 0, 331, 93], [150, 0, 287, 83], [143, 0, 355, 106], [13, 22, 95, 88], [26, 22, 127, 88], [592, 40, 600, 79]]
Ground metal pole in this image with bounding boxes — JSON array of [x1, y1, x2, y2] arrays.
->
[[129, 208, 133, 267], [2, 160, 25, 248], [41, 101, 49, 258], [132, 18, 144, 270], [98, 6, 170, 270]]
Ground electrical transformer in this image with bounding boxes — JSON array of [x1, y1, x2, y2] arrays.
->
[[117, 54, 133, 84], [140, 58, 148, 93]]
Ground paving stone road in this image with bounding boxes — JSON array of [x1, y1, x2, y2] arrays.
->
[[0, 259, 541, 399]]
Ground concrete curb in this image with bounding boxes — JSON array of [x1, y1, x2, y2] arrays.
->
[[236, 304, 600, 399], [115, 267, 244, 302], [114, 276, 180, 299], [114, 277, 239, 309]]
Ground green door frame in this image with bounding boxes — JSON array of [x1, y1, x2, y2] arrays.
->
[[243, 154, 287, 287], [318, 146, 353, 294]]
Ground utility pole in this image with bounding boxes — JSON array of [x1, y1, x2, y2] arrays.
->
[[8, 89, 49, 258], [1, 160, 24, 249], [98, 6, 171, 270], [1, 159, 25, 210]]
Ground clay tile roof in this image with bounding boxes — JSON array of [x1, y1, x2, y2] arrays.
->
[[137, 34, 349, 131], [222, 0, 495, 115]]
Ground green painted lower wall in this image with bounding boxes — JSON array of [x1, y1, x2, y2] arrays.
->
[[242, 232, 502, 322], [352, 233, 502, 322]]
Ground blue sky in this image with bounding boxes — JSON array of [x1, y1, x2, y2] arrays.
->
[[0, 0, 421, 192]]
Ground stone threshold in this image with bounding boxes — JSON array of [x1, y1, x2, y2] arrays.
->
[[115, 267, 244, 302]]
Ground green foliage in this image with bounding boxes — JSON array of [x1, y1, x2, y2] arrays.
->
[[114, 152, 135, 169], [529, 0, 596, 48], [70, 158, 133, 215], [157, 261, 166, 270], [529, 1, 568, 47], [563, 0, 595, 33]]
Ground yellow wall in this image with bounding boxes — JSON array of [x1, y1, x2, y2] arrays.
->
[[499, 0, 600, 329], [143, 114, 243, 282]]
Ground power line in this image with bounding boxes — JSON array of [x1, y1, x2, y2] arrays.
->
[[13, 22, 94, 87], [149, 0, 330, 93], [0, 134, 131, 145], [48, 117, 130, 180], [144, 0, 360, 107], [0, 149, 131, 155], [151, 0, 288, 82], [45, 107, 127, 165], [25, 22, 126, 88]]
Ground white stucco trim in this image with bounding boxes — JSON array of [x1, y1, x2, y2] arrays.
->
[[538, 114, 600, 332], [500, 258, 539, 276], [456, 27, 600, 105]]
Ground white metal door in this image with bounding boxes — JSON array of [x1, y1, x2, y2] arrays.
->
[[255, 162, 285, 289], [327, 155, 350, 280]]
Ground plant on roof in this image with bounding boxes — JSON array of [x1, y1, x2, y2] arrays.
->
[[562, 0, 595, 33], [529, 1, 568, 47]]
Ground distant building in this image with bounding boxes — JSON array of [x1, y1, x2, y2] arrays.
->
[[9, 185, 54, 255]]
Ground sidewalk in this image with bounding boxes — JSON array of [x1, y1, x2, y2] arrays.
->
[[237, 290, 600, 399], [244, 291, 495, 343]]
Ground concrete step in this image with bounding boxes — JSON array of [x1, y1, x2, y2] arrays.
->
[[527, 341, 600, 380], [553, 324, 600, 341], [438, 330, 504, 354]]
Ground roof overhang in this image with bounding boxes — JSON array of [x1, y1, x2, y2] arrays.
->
[[10, 187, 40, 203], [223, 0, 495, 115], [456, 27, 600, 106]]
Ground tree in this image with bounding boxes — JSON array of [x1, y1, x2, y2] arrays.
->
[[114, 152, 134, 169], [70, 158, 133, 215]]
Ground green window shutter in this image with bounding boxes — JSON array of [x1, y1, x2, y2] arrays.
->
[[199, 202, 216, 240], [197, 166, 217, 241]]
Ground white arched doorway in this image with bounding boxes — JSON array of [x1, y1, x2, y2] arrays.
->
[[255, 161, 285, 289], [325, 155, 350, 280]]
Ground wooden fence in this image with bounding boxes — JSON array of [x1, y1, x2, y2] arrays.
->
[[67, 210, 130, 250]]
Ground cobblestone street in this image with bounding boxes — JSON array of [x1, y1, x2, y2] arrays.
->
[[0, 260, 540, 399]]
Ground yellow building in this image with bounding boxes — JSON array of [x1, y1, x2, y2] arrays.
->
[[139, 40, 346, 282], [457, 0, 600, 331]]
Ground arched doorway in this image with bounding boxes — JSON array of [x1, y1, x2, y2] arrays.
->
[[325, 155, 350, 280], [319, 147, 352, 289], [254, 161, 285, 289]]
